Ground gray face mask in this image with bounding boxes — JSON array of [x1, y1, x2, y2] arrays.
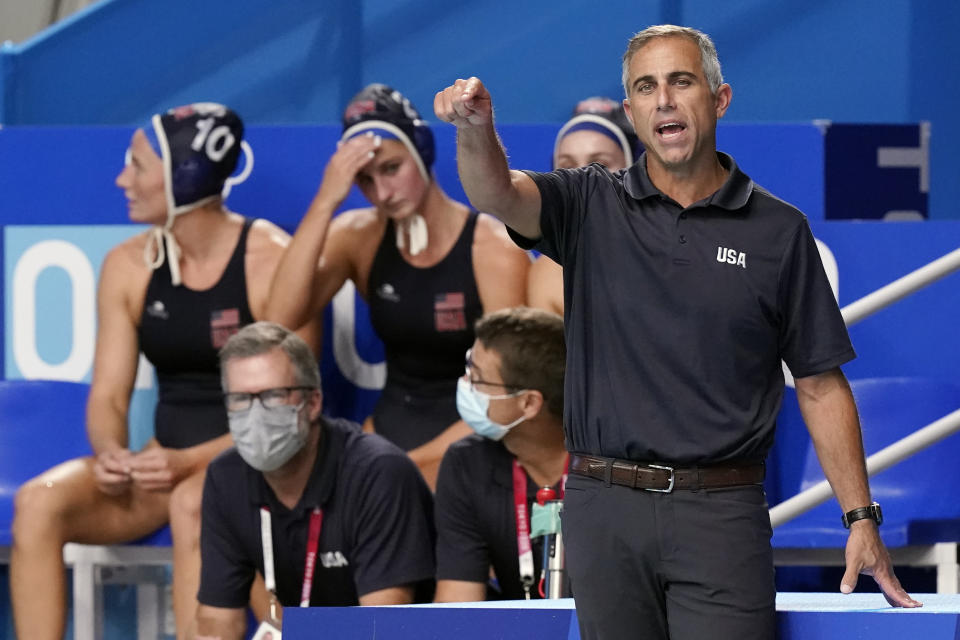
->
[[228, 401, 308, 472]]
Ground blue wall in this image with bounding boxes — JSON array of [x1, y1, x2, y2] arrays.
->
[[0, 0, 958, 218]]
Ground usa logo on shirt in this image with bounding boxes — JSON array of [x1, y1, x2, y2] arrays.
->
[[321, 551, 350, 568], [434, 292, 466, 332], [716, 246, 747, 269], [210, 308, 241, 348]]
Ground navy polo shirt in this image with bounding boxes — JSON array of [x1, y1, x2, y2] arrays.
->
[[436, 435, 564, 600], [198, 417, 436, 608], [508, 152, 854, 464]]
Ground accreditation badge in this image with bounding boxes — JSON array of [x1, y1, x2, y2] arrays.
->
[[251, 619, 281, 640]]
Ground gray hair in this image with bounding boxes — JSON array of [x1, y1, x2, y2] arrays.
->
[[621, 25, 724, 96], [219, 321, 320, 390]]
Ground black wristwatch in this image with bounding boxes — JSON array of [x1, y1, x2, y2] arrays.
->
[[841, 502, 883, 529]]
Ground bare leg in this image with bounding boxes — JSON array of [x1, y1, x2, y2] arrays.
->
[[11, 457, 169, 640], [170, 469, 207, 640]]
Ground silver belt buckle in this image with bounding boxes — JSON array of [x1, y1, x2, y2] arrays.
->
[[645, 464, 675, 493]]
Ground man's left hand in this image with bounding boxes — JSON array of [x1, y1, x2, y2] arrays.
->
[[842, 521, 923, 607]]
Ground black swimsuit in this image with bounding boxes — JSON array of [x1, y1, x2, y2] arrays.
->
[[366, 212, 483, 450], [138, 218, 256, 449]]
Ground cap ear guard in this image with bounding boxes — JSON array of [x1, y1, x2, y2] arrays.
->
[[410, 123, 435, 173], [222, 140, 254, 199]]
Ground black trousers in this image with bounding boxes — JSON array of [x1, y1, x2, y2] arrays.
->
[[562, 473, 776, 640]]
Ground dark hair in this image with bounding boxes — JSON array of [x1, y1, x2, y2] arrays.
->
[[474, 307, 565, 418]]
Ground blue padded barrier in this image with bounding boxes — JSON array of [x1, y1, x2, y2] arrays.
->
[[0, 379, 92, 546], [282, 594, 960, 640], [0, 378, 173, 547], [772, 377, 960, 549]]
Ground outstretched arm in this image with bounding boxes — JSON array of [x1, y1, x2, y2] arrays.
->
[[795, 368, 921, 607], [434, 77, 542, 239]]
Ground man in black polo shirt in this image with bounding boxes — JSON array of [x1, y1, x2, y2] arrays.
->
[[435, 23, 920, 640], [434, 307, 567, 602], [194, 322, 435, 639]]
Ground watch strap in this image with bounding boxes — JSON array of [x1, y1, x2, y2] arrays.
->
[[841, 502, 883, 528]]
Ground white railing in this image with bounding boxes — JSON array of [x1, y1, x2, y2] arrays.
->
[[770, 408, 960, 527], [841, 246, 960, 326], [771, 246, 960, 528]]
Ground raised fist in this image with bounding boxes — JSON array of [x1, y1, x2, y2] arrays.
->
[[434, 77, 493, 129]]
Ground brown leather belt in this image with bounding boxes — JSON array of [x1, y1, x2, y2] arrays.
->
[[569, 454, 764, 492]]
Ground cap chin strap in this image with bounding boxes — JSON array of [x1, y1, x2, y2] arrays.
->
[[142, 129, 253, 287], [396, 212, 428, 257], [143, 215, 184, 286]]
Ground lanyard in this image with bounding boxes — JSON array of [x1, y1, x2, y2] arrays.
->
[[512, 456, 569, 599], [511, 461, 535, 599], [260, 506, 324, 610]]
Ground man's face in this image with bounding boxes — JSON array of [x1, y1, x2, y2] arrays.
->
[[224, 348, 321, 423], [622, 36, 731, 174], [464, 341, 526, 428]]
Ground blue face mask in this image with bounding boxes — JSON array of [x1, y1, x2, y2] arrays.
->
[[456, 377, 527, 441]]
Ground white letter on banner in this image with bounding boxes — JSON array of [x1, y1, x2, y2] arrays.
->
[[782, 238, 839, 389], [331, 281, 385, 390], [12, 240, 95, 380]]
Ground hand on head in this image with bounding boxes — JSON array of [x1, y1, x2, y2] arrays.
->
[[434, 77, 493, 128], [316, 132, 382, 209]]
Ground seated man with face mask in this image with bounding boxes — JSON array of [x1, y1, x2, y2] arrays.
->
[[433, 307, 568, 602], [195, 322, 435, 640]]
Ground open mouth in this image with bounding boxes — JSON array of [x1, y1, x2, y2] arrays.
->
[[656, 122, 687, 139]]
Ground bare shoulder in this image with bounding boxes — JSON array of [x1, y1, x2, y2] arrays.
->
[[471, 213, 530, 310], [101, 231, 151, 281], [327, 207, 385, 257], [332, 207, 381, 235], [244, 217, 293, 265], [99, 231, 153, 316], [247, 217, 292, 248], [472, 213, 531, 274], [527, 254, 563, 315], [529, 253, 561, 278], [473, 212, 525, 253]]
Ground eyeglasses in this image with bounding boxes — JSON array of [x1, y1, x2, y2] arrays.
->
[[223, 386, 315, 413], [464, 349, 523, 394]]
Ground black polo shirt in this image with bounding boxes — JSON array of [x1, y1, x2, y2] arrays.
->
[[198, 417, 436, 608], [508, 152, 854, 464], [436, 435, 564, 600]]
